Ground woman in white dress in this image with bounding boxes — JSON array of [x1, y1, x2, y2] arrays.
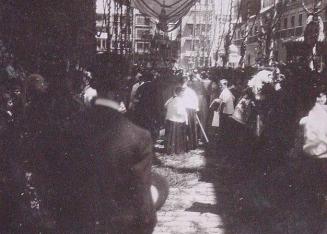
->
[[164, 86, 188, 154]]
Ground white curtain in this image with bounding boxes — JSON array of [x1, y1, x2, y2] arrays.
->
[[131, 0, 197, 24]]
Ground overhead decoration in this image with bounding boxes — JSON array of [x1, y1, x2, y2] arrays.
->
[[131, 0, 197, 31], [301, 0, 326, 71]]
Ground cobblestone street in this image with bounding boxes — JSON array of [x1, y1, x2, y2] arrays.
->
[[152, 142, 327, 234], [153, 148, 224, 234]]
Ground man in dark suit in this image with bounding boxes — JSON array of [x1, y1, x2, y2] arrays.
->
[[133, 71, 160, 140], [0, 68, 157, 233], [56, 67, 157, 233]]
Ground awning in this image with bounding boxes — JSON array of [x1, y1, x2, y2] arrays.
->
[[131, 0, 197, 26], [260, 5, 274, 14]]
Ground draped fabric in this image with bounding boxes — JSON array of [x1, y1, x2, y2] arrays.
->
[[131, 0, 197, 27]]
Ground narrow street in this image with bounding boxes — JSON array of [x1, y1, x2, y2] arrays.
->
[[153, 141, 327, 234], [153, 147, 224, 234]]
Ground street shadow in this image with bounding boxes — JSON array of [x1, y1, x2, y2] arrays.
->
[[186, 202, 220, 215], [200, 139, 327, 234], [158, 165, 200, 174]]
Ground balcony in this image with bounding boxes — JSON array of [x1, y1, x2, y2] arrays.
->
[[275, 27, 303, 39]]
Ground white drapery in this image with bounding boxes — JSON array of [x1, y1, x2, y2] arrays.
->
[[131, 0, 197, 31]]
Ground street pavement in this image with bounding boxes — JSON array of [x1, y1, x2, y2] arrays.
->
[[153, 148, 224, 234], [152, 141, 327, 234]]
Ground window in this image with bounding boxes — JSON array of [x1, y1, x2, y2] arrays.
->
[[291, 16, 295, 27], [96, 38, 107, 51], [144, 43, 150, 50], [284, 17, 288, 29], [184, 24, 194, 36], [183, 41, 192, 51], [298, 14, 302, 26], [136, 15, 150, 25], [136, 42, 150, 53], [97, 39, 101, 49], [276, 22, 281, 30], [136, 29, 150, 39], [136, 42, 144, 51]]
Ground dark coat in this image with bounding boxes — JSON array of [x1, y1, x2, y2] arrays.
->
[[56, 101, 157, 233], [133, 81, 160, 138], [1, 99, 156, 233]]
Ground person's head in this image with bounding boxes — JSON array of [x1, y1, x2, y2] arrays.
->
[[26, 74, 48, 95], [219, 79, 228, 89], [142, 71, 154, 82], [135, 72, 143, 82], [174, 86, 184, 97], [316, 87, 327, 105], [0, 92, 13, 110], [211, 81, 219, 90], [243, 87, 254, 100], [181, 76, 189, 87]]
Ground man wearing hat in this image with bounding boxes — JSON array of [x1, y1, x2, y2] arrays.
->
[[211, 79, 235, 145], [129, 71, 144, 111], [54, 64, 157, 233]]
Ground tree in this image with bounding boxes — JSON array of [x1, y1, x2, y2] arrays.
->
[[238, 0, 260, 67], [223, 0, 234, 67], [257, 0, 288, 65], [301, 0, 326, 71]]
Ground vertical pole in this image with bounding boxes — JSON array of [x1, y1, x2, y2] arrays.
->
[[107, 0, 112, 52], [119, 3, 123, 55]]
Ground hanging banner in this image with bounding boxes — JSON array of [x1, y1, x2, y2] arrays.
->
[[131, 0, 197, 31]]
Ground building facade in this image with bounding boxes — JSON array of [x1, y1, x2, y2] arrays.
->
[[96, 1, 133, 56], [96, 0, 182, 68], [96, 0, 154, 54], [179, 0, 217, 71], [233, 0, 327, 67]]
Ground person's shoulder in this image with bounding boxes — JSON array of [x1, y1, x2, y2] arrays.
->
[[123, 116, 151, 136], [100, 108, 150, 138], [225, 88, 233, 96], [185, 87, 197, 95], [219, 88, 227, 96]]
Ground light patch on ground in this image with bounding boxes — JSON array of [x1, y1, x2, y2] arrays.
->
[[152, 148, 224, 234]]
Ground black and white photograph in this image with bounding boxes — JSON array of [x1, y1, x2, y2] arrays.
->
[[0, 0, 327, 233]]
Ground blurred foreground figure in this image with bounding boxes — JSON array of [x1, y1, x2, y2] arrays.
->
[[299, 89, 327, 213], [0, 74, 57, 232], [0, 71, 157, 233], [181, 76, 199, 150], [57, 66, 157, 233]]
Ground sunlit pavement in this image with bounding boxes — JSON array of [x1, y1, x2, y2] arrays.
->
[[152, 147, 224, 234], [152, 141, 327, 234]]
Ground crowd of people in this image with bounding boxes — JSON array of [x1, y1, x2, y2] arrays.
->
[[127, 63, 327, 215], [0, 42, 159, 232], [1, 35, 327, 231]]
